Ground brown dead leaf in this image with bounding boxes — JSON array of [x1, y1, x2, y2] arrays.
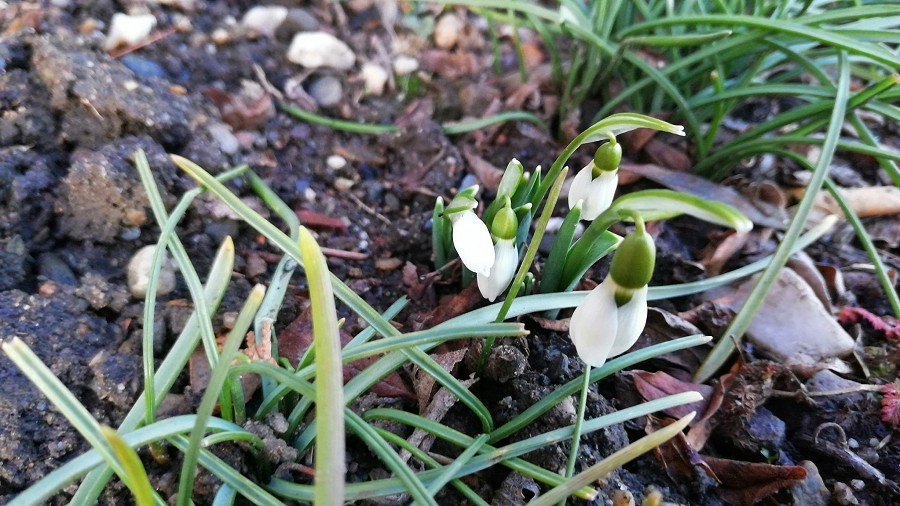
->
[[698, 228, 751, 276], [705, 457, 807, 506], [413, 348, 468, 412], [407, 282, 481, 331], [462, 145, 503, 193], [620, 162, 787, 229], [654, 426, 807, 506], [630, 371, 715, 421], [643, 138, 692, 173], [402, 262, 433, 301], [294, 209, 348, 231], [797, 185, 900, 218]]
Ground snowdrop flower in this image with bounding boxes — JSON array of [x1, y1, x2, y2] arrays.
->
[[477, 206, 519, 302], [569, 214, 655, 367], [445, 185, 495, 276], [568, 140, 623, 221]]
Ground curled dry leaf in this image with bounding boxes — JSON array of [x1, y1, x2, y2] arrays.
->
[[653, 424, 808, 506]]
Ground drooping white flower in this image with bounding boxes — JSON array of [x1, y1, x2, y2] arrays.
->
[[567, 140, 623, 221], [450, 210, 495, 276], [568, 165, 618, 221], [477, 237, 517, 302], [569, 213, 655, 367], [569, 278, 648, 367]]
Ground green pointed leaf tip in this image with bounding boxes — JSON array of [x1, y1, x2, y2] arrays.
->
[[612, 189, 753, 233], [593, 141, 623, 174], [491, 206, 518, 241], [497, 159, 524, 197], [444, 185, 480, 216], [610, 226, 656, 290], [580, 113, 685, 145]]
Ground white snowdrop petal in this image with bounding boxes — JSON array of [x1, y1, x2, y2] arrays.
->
[[567, 163, 594, 211], [569, 278, 618, 367], [452, 211, 495, 276], [607, 285, 648, 358], [581, 169, 618, 220], [477, 239, 518, 302]]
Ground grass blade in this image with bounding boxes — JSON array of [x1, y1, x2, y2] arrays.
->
[[299, 227, 345, 505]]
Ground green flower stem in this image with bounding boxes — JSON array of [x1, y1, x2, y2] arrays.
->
[[563, 365, 592, 488], [694, 51, 851, 383], [478, 167, 568, 372], [298, 227, 346, 505]]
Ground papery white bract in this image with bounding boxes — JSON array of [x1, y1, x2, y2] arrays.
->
[[477, 238, 517, 302], [450, 210, 495, 276], [568, 162, 618, 221], [569, 277, 648, 368]]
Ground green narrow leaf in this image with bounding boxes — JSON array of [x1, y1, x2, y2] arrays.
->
[[299, 227, 346, 505], [695, 51, 852, 383], [527, 412, 696, 505], [100, 427, 155, 506]]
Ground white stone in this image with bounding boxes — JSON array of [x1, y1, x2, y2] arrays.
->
[[307, 75, 342, 107], [104, 13, 157, 50], [208, 123, 239, 155], [128, 245, 176, 299], [327, 155, 347, 170], [360, 62, 389, 96], [392, 55, 419, 76], [241, 6, 288, 38], [287, 31, 355, 70], [434, 12, 463, 49]]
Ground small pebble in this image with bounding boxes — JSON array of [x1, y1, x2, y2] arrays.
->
[[303, 187, 316, 202], [276, 8, 320, 40], [307, 75, 342, 107], [211, 28, 230, 45], [287, 31, 355, 70], [375, 258, 404, 271], [121, 55, 168, 79], [360, 62, 389, 95], [327, 155, 347, 170], [333, 177, 355, 191], [241, 5, 288, 38], [221, 311, 239, 329], [127, 245, 176, 299], [850, 479, 864, 491], [105, 13, 157, 50], [434, 12, 463, 49], [208, 123, 239, 154], [392, 55, 419, 76], [848, 438, 859, 449]]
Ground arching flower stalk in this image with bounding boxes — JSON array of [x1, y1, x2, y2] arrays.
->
[[569, 212, 655, 367], [567, 138, 623, 221]]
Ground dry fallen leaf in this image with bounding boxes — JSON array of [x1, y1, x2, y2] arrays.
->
[[795, 185, 900, 218], [629, 370, 715, 421]]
